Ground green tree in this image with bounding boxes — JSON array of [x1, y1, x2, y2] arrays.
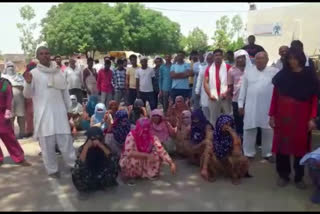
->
[[16, 5, 42, 62], [114, 3, 183, 55], [211, 15, 245, 52], [41, 3, 125, 58], [185, 27, 208, 53]]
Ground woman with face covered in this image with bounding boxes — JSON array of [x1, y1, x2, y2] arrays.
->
[[69, 95, 84, 135], [72, 127, 119, 200], [128, 99, 147, 126], [90, 103, 107, 129], [119, 118, 176, 185], [166, 96, 190, 128], [186, 109, 214, 166], [201, 115, 250, 185], [104, 110, 131, 156], [150, 109, 176, 155], [175, 110, 192, 157]]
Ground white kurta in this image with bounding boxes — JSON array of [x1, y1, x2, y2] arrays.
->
[[238, 66, 279, 130], [195, 63, 209, 107], [23, 68, 71, 138]]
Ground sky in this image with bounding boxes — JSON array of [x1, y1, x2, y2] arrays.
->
[[0, 2, 303, 54]]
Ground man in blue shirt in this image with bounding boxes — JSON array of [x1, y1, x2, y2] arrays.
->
[[159, 54, 173, 113], [170, 51, 193, 103]]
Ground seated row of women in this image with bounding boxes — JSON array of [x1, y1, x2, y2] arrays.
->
[[71, 97, 251, 198]]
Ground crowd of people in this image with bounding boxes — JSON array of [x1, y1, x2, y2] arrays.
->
[[1, 35, 320, 203]]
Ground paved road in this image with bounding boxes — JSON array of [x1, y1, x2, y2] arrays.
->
[[1, 132, 320, 211]]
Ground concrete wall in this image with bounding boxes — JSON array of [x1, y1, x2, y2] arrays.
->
[[247, 3, 320, 64]]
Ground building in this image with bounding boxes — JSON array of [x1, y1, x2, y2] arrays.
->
[[246, 3, 320, 65]]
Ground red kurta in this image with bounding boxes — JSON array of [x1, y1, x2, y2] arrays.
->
[[269, 87, 318, 157]]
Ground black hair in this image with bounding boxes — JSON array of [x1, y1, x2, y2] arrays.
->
[[213, 49, 223, 55], [248, 35, 255, 40], [290, 40, 304, 50], [117, 59, 124, 65], [190, 50, 198, 56], [94, 59, 99, 64], [54, 55, 61, 60], [285, 48, 307, 68], [129, 54, 137, 60], [87, 57, 94, 63], [226, 50, 234, 56], [177, 50, 186, 55]]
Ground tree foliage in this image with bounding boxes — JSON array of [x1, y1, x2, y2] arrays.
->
[[212, 15, 245, 52], [41, 3, 182, 57], [41, 3, 125, 58], [184, 27, 208, 53], [113, 3, 182, 55], [16, 5, 42, 62]]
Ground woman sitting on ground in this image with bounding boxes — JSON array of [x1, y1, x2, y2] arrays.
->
[[166, 96, 190, 128], [86, 95, 99, 118], [90, 103, 107, 129], [300, 147, 320, 204], [128, 99, 147, 126], [150, 109, 176, 155], [201, 115, 250, 185], [104, 110, 131, 156], [175, 110, 192, 157], [72, 127, 119, 200], [69, 95, 84, 136], [119, 118, 176, 185], [186, 109, 214, 166]]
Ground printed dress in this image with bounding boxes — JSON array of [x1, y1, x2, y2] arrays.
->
[[119, 132, 172, 179]]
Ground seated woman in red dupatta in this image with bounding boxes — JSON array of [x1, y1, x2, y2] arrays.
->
[[119, 118, 176, 185], [270, 48, 319, 189], [166, 96, 190, 128], [201, 115, 250, 185], [150, 109, 176, 155], [185, 109, 214, 166]]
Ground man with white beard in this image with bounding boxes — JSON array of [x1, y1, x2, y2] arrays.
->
[[23, 46, 76, 178], [2, 61, 26, 139], [238, 51, 279, 163]]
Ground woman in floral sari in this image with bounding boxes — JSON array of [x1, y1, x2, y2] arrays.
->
[[119, 118, 176, 185]]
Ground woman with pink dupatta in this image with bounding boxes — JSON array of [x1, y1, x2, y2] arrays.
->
[[119, 118, 176, 185], [150, 109, 176, 155], [23, 62, 37, 138]]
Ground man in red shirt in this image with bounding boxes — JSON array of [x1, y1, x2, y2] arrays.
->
[[97, 57, 113, 108], [204, 49, 232, 125]]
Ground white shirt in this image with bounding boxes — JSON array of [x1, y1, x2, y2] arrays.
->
[[238, 66, 279, 130], [195, 63, 209, 107], [23, 67, 71, 138], [135, 67, 155, 92], [65, 66, 83, 90]]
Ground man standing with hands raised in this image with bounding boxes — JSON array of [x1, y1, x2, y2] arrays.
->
[[23, 46, 76, 178]]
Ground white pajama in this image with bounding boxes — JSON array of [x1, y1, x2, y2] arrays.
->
[[208, 99, 232, 126], [243, 128, 273, 158], [39, 134, 76, 175]]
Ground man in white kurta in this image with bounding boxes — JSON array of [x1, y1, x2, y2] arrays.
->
[[238, 52, 279, 160], [23, 46, 76, 177]]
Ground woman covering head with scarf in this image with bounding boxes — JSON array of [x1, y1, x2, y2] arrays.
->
[[119, 117, 176, 185], [86, 96, 99, 117], [90, 103, 107, 129], [72, 127, 119, 200], [23, 61, 37, 137], [300, 148, 320, 204], [184, 109, 214, 166], [201, 115, 250, 185], [151, 109, 176, 154], [104, 109, 131, 156], [175, 110, 192, 157], [69, 95, 84, 135], [166, 96, 190, 128], [128, 99, 147, 126]]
